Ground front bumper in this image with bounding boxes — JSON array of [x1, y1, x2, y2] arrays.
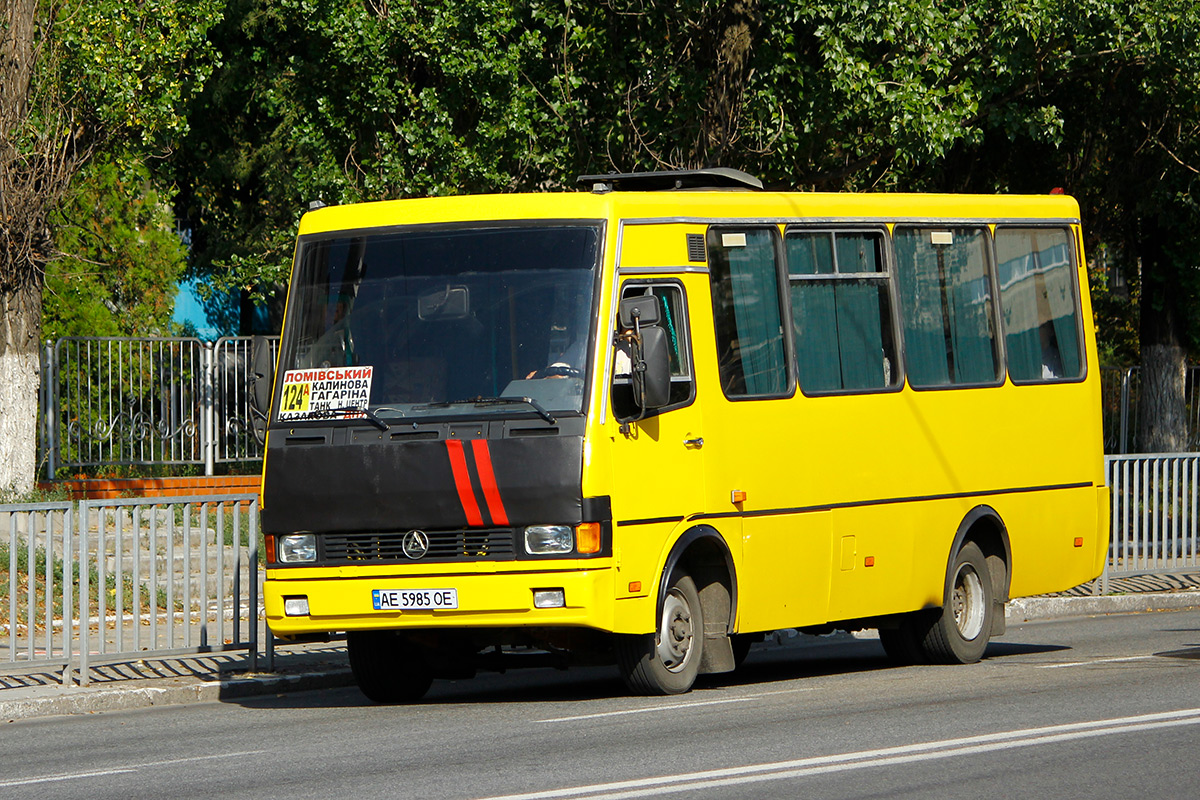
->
[[265, 565, 617, 636]]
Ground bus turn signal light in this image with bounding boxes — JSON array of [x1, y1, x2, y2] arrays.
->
[[1074, 537, 1084, 548], [576, 522, 601, 554]]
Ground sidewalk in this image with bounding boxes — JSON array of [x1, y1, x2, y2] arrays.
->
[[3, 573, 1199, 723]]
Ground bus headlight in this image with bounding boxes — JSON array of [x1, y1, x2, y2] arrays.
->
[[279, 533, 317, 563], [524, 525, 573, 554]]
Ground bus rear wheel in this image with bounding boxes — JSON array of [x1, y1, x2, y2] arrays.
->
[[616, 571, 704, 695], [347, 630, 433, 703], [880, 542, 994, 666]]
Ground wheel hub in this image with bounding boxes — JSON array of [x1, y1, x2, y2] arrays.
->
[[657, 589, 694, 672], [952, 566, 987, 640]]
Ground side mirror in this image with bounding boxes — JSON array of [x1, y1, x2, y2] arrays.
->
[[636, 325, 671, 409], [616, 295, 671, 418], [250, 336, 275, 445], [618, 295, 660, 329]]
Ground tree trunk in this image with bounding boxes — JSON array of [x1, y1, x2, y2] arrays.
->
[[1137, 220, 1189, 454], [0, 276, 42, 496], [696, 0, 762, 167], [1, 0, 52, 496], [1139, 342, 1187, 453]]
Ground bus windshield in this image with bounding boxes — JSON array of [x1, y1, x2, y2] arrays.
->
[[276, 224, 601, 422]]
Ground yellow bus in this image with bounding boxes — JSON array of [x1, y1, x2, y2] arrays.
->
[[253, 169, 1108, 701]]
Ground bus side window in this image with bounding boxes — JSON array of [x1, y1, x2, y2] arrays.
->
[[995, 227, 1084, 382], [612, 283, 694, 418], [894, 226, 1002, 388], [706, 228, 789, 398], [786, 229, 900, 393]]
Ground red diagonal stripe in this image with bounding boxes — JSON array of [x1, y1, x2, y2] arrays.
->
[[471, 439, 510, 527], [446, 439, 484, 527]]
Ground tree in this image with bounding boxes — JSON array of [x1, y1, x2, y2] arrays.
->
[[174, 0, 574, 326], [173, 1, 1200, 447], [0, 0, 222, 496], [43, 153, 188, 339]]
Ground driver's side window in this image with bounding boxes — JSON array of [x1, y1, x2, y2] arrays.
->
[[612, 281, 694, 418]]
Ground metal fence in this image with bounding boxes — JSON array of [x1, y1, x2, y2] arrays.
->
[[1102, 454, 1200, 592], [40, 336, 279, 478], [2, 495, 266, 686], [1100, 366, 1200, 454]]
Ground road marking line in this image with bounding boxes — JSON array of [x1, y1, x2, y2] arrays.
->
[[536, 688, 815, 724], [0, 768, 138, 788], [1038, 655, 1156, 669], [537, 697, 753, 723], [0, 749, 267, 788], [479, 708, 1200, 800]]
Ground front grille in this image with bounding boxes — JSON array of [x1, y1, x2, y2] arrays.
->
[[323, 528, 517, 563]]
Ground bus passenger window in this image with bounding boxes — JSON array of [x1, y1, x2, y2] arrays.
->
[[995, 227, 1084, 382], [707, 228, 789, 398], [612, 283, 694, 418], [894, 226, 1001, 388], [786, 230, 899, 393]]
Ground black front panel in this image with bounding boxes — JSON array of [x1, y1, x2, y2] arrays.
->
[[261, 428, 585, 535]]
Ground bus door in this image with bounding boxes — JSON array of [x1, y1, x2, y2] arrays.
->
[[607, 279, 708, 607], [701, 226, 834, 634]]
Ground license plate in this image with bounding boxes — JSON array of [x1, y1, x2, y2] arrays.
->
[[372, 588, 458, 611]]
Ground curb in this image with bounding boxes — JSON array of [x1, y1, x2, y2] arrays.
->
[[1007, 589, 1200, 622], [0, 668, 354, 723]]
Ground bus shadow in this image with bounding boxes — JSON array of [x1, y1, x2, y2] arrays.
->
[[229, 637, 1075, 711]]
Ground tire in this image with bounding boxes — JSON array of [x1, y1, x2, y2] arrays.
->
[[347, 630, 433, 703], [616, 571, 704, 695], [922, 541, 994, 664]]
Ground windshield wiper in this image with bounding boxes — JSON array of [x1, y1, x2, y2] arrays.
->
[[414, 396, 556, 425], [327, 406, 390, 431]]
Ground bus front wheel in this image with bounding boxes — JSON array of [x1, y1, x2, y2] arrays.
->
[[347, 630, 433, 703], [616, 571, 704, 695]]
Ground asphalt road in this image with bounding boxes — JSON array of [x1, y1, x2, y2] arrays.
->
[[4, 609, 1200, 800]]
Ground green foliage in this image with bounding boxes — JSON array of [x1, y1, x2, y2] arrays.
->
[[43, 154, 187, 339], [167, 0, 1200, 360], [176, 0, 573, 302], [54, 0, 225, 146]]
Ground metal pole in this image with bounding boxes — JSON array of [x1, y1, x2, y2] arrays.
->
[[204, 344, 216, 476], [1119, 368, 1131, 455], [79, 501, 90, 687]]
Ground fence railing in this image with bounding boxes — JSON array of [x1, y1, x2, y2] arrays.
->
[[2, 495, 266, 686], [1102, 454, 1200, 594], [40, 336, 279, 478]]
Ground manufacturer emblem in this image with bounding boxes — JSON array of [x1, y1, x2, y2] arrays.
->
[[402, 530, 430, 560]]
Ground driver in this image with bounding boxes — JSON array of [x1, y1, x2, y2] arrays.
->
[[526, 339, 585, 379]]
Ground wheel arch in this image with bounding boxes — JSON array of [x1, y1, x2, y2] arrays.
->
[[658, 524, 738, 636], [947, 505, 1012, 627]]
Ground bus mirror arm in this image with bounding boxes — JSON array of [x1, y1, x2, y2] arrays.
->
[[251, 336, 275, 445]]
